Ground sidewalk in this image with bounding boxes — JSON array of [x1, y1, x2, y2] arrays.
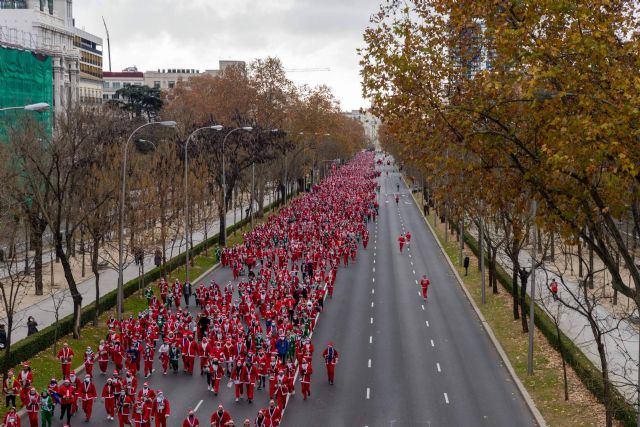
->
[[1, 193, 274, 345], [462, 223, 639, 401]]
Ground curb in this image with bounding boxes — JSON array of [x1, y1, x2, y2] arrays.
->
[[406, 186, 547, 427]]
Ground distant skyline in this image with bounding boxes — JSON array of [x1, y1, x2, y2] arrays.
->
[[74, 0, 381, 111]]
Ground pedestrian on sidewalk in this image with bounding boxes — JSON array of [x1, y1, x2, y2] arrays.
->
[[26, 316, 38, 336], [0, 324, 7, 349], [549, 279, 559, 301]]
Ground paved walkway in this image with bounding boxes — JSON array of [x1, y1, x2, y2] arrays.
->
[[463, 224, 638, 401], [2, 194, 274, 344]]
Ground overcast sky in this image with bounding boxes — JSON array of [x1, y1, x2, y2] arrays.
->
[[74, 0, 380, 111]]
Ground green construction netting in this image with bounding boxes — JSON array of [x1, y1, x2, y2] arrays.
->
[[0, 45, 53, 139]]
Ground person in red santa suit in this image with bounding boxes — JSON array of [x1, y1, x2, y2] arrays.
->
[[398, 234, 406, 253], [232, 360, 244, 402], [299, 358, 313, 401], [322, 342, 339, 385], [57, 342, 74, 379], [84, 346, 96, 378], [210, 404, 232, 427], [17, 362, 33, 391], [68, 370, 82, 415], [80, 374, 97, 421], [273, 371, 289, 411], [158, 340, 170, 375], [131, 397, 150, 427], [182, 409, 200, 427], [24, 387, 39, 427], [143, 344, 155, 378], [116, 390, 133, 427], [101, 377, 117, 421], [2, 406, 20, 427], [98, 339, 110, 374], [58, 377, 75, 426], [183, 334, 198, 375], [242, 359, 258, 403], [206, 358, 225, 396], [151, 390, 170, 427], [420, 275, 430, 301], [136, 382, 156, 402], [262, 400, 282, 427]]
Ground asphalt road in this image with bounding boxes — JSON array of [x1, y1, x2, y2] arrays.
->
[[283, 164, 538, 427], [50, 162, 538, 427]]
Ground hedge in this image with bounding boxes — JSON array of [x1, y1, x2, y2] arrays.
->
[[459, 225, 637, 427], [1, 197, 285, 373]]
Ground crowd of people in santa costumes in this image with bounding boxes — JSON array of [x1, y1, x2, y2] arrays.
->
[[2, 152, 377, 426]]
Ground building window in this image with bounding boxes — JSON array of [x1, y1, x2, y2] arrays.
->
[[168, 81, 175, 89], [103, 81, 109, 89], [112, 82, 121, 89], [153, 81, 161, 89]]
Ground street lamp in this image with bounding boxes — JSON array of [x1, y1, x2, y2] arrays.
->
[[221, 126, 253, 245], [0, 102, 50, 112], [117, 120, 176, 320], [183, 125, 223, 283]]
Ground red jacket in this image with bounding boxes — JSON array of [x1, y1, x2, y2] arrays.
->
[[58, 384, 76, 404], [80, 382, 97, 400], [182, 415, 200, 427], [151, 396, 170, 417], [210, 410, 231, 427]]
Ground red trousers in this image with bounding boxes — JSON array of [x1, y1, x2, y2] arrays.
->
[[326, 364, 335, 382], [276, 392, 287, 410], [235, 382, 244, 398], [118, 413, 131, 427], [422, 287, 429, 300], [82, 399, 94, 420], [399, 242, 405, 252], [104, 398, 115, 417], [161, 358, 169, 373], [200, 358, 208, 374], [301, 382, 310, 400], [184, 356, 194, 373], [155, 415, 168, 427], [269, 378, 276, 399], [246, 383, 255, 400], [212, 377, 221, 394], [99, 361, 108, 373], [144, 361, 153, 377], [27, 412, 38, 427], [85, 363, 94, 377], [61, 363, 71, 378]]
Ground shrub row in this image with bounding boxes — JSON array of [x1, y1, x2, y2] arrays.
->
[[2, 198, 283, 373], [460, 228, 636, 427]]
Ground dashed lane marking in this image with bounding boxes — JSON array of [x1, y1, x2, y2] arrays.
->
[[421, 305, 425, 310], [194, 399, 203, 412], [369, 336, 373, 344], [371, 302, 374, 308], [430, 339, 435, 347], [437, 363, 441, 373], [368, 359, 372, 368], [415, 280, 418, 285], [370, 317, 374, 324], [444, 393, 450, 404], [372, 289, 375, 294], [412, 270, 416, 275], [366, 388, 371, 399], [425, 320, 429, 327], [372, 277, 375, 283], [372, 267, 375, 273]]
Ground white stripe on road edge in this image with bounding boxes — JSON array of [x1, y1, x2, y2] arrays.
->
[[366, 388, 371, 399], [369, 336, 373, 344], [368, 359, 371, 368], [437, 363, 441, 373], [444, 393, 449, 404], [370, 317, 374, 324], [194, 399, 203, 412], [430, 339, 435, 347]]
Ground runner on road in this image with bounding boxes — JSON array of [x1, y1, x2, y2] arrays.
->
[[420, 275, 430, 301], [398, 234, 406, 253], [322, 342, 339, 385]]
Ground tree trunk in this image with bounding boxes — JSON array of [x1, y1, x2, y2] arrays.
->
[[490, 247, 498, 294], [556, 321, 569, 400], [520, 276, 528, 333], [512, 258, 520, 320], [218, 188, 227, 246], [91, 237, 100, 326], [55, 237, 82, 338], [29, 216, 46, 296]]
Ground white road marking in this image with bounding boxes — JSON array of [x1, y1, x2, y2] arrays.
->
[[425, 320, 429, 327], [418, 291, 421, 296], [437, 363, 441, 372], [412, 270, 416, 275], [372, 277, 375, 283], [373, 259, 376, 264], [371, 302, 375, 308], [444, 393, 449, 404], [421, 305, 425, 310], [372, 289, 375, 294], [415, 280, 418, 285], [430, 339, 435, 347], [409, 254, 412, 258], [410, 261, 414, 266], [372, 267, 375, 273], [374, 252, 376, 257], [366, 388, 371, 399], [369, 336, 373, 344], [194, 399, 203, 412], [370, 317, 374, 324], [368, 359, 372, 368], [374, 246, 377, 250]]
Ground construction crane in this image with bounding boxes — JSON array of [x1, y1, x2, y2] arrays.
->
[[102, 16, 112, 72], [285, 68, 331, 73]]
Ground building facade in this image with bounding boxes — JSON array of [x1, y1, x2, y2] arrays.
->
[[0, 0, 102, 113], [102, 70, 144, 100], [74, 27, 102, 107], [344, 109, 380, 146], [143, 60, 245, 92]]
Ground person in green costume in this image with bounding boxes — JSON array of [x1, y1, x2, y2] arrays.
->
[[40, 388, 54, 427]]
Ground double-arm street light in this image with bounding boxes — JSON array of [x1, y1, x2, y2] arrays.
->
[[117, 120, 176, 320], [183, 125, 223, 282], [221, 127, 253, 245], [0, 102, 50, 113]]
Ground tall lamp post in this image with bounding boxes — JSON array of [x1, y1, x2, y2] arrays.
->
[[221, 126, 253, 245], [183, 125, 223, 283], [118, 120, 176, 320]]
